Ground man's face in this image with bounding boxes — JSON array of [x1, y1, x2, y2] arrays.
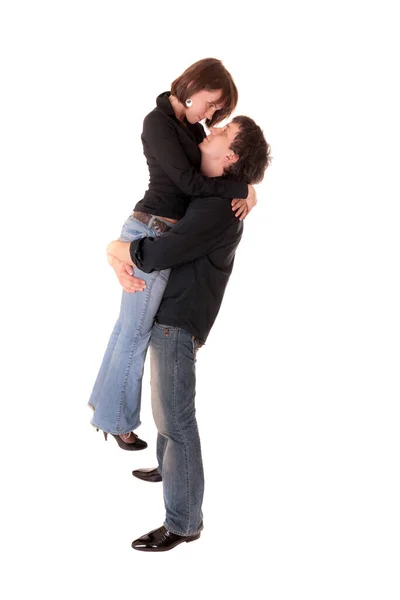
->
[[199, 122, 240, 162]]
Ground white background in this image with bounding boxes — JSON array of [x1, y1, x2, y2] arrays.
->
[[1, 1, 399, 598]]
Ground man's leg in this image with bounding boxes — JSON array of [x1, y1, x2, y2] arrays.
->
[[156, 432, 167, 474], [131, 433, 164, 482], [150, 322, 204, 536]]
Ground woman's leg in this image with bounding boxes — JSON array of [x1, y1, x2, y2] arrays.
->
[[89, 215, 149, 413], [88, 215, 171, 434]]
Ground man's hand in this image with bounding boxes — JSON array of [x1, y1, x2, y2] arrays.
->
[[108, 254, 146, 294], [231, 184, 257, 221]]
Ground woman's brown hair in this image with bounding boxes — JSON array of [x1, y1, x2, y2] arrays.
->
[[171, 58, 238, 127]]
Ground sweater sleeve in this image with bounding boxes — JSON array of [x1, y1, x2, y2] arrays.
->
[[143, 111, 248, 200], [130, 198, 241, 272]]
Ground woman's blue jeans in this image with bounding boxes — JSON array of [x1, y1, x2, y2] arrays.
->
[[88, 214, 173, 434]]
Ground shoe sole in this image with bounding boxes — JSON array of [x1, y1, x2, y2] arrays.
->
[[132, 533, 201, 552], [132, 472, 162, 483]]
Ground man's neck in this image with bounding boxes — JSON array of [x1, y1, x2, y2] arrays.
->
[[200, 156, 224, 178]]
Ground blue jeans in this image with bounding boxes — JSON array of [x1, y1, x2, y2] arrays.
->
[[89, 214, 174, 434], [150, 322, 204, 536]]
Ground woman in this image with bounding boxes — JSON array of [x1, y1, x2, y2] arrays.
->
[[88, 58, 255, 449]]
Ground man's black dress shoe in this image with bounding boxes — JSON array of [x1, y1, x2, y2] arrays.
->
[[131, 524, 203, 552], [132, 467, 162, 482]]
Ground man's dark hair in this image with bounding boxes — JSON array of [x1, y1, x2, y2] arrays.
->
[[224, 116, 271, 184], [171, 58, 238, 127]]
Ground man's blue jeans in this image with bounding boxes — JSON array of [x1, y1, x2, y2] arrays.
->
[[89, 214, 174, 434], [150, 322, 204, 536]]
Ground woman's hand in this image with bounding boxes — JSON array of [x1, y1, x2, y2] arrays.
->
[[108, 254, 146, 294], [231, 184, 257, 221]]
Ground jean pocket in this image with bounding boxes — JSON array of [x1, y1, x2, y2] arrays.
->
[[158, 269, 171, 283], [119, 216, 149, 242], [153, 322, 177, 337], [191, 336, 203, 360]]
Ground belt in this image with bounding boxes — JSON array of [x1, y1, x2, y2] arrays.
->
[[133, 211, 171, 234]]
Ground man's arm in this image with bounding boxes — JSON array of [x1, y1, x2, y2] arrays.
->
[[106, 244, 133, 266], [107, 198, 240, 273]]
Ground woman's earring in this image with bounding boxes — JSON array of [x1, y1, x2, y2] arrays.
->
[[185, 98, 193, 107]]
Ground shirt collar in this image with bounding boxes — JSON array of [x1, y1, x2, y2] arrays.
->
[[156, 92, 176, 118], [156, 91, 203, 140]]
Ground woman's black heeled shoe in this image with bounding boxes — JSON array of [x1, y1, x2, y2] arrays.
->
[[101, 430, 147, 451]]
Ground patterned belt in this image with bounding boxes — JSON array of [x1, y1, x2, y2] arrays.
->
[[132, 211, 171, 234]]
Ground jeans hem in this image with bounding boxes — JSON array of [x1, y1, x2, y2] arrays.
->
[[90, 418, 142, 435], [164, 520, 203, 537]]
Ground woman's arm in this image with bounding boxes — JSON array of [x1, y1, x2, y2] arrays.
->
[[144, 111, 249, 200], [231, 191, 257, 220]]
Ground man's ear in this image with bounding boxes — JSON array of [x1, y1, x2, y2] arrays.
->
[[224, 152, 239, 166]]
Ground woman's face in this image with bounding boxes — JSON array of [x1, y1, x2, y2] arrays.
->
[[184, 89, 225, 124]]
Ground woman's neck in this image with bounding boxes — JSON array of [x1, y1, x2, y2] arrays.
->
[[169, 94, 186, 122]]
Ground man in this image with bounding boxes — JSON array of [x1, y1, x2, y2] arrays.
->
[[107, 116, 271, 551]]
